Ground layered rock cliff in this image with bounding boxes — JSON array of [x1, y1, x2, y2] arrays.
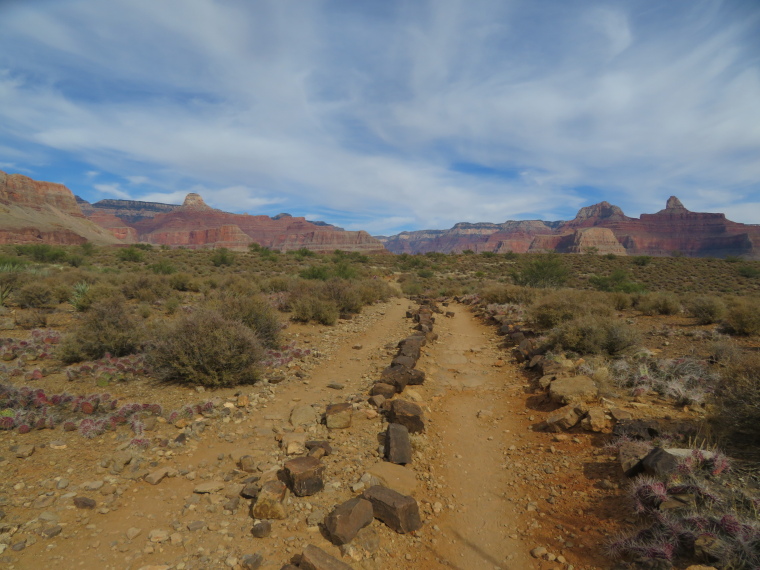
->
[[0, 171, 120, 245], [86, 193, 387, 253], [379, 197, 760, 258]]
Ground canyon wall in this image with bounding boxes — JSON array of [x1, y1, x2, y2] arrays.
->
[[379, 197, 760, 258]]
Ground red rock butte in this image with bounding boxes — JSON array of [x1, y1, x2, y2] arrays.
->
[[379, 196, 760, 258]]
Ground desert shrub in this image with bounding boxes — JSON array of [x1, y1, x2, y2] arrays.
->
[[545, 315, 640, 355], [260, 276, 292, 293], [168, 272, 199, 292], [147, 310, 263, 386], [480, 283, 537, 305], [122, 273, 171, 302], [212, 293, 282, 348], [0, 265, 25, 306], [631, 255, 652, 266], [511, 254, 568, 288], [320, 279, 363, 314], [69, 281, 91, 312], [210, 248, 235, 267], [300, 265, 332, 281], [14, 282, 54, 308], [333, 262, 359, 280], [609, 292, 633, 310], [636, 292, 682, 315], [291, 295, 339, 325], [79, 242, 96, 256], [723, 299, 760, 336], [289, 247, 317, 259], [14, 309, 49, 329], [117, 247, 144, 262], [686, 295, 726, 325], [74, 282, 122, 312], [15, 244, 68, 263], [528, 291, 613, 329], [165, 297, 180, 315], [738, 264, 760, 278], [149, 259, 176, 275], [589, 269, 646, 293], [400, 279, 424, 297], [711, 348, 760, 445], [59, 298, 144, 363], [354, 279, 394, 305]]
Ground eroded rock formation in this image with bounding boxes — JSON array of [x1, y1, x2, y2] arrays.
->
[[379, 197, 760, 258], [85, 192, 387, 253], [0, 171, 119, 245]]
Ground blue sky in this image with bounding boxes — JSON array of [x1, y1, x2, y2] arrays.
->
[[1, 0, 759, 235]]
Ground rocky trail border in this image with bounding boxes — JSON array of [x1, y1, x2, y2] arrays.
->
[[0, 295, 628, 570]]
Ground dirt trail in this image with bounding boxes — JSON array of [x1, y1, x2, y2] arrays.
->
[[2, 297, 612, 570], [412, 305, 535, 569]]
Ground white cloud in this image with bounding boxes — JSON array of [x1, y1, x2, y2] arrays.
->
[[94, 183, 131, 200], [0, 0, 758, 233]]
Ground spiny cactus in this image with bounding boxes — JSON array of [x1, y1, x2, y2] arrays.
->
[[17, 424, 31, 434]]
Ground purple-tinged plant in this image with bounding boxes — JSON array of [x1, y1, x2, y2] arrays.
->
[[0, 416, 14, 430], [17, 424, 30, 434], [129, 438, 150, 449], [630, 477, 669, 513]]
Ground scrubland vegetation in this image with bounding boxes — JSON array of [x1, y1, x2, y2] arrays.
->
[[2, 244, 760, 567]]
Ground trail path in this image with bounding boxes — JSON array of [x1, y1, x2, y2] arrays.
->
[[3, 297, 610, 570], [415, 307, 534, 569]]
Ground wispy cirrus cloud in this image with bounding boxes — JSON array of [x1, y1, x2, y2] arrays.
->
[[0, 0, 758, 233]]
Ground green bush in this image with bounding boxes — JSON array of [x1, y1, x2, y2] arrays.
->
[[169, 272, 199, 292], [354, 279, 394, 305], [147, 309, 263, 387], [479, 283, 537, 305], [319, 279, 363, 314], [723, 299, 760, 335], [711, 348, 760, 445], [300, 265, 332, 280], [122, 273, 171, 302], [14, 282, 54, 308], [686, 295, 726, 324], [210, 247, 235, 267], [291, 295, 339, 325], [59, 298, 144, 363], [511, 254, 568, 288], [545, 315, 640, 356], [333, 262, 358, 280], [609, 292, 633, 310], [528, 291, 613, 329], [149, 259, 176, 275], [738, 265, 760, 278], [15, 244, 68, 263], [631, 255, 652, 266], [117, 247, 145, 262], [636, 292, 681, 315], [212, 293, 282, 348], [0, 264, 25, 306], [589, 269, 645, 293]]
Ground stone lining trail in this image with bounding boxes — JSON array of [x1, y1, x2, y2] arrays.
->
[[1, 296, 608, 570]]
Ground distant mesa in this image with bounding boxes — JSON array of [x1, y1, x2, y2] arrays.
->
[[2, 169, 757, 258], [379, 196, 760, 259]]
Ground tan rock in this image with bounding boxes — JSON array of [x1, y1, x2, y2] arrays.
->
[[252, 481, 288, 520], [364, 462, 417, 496]]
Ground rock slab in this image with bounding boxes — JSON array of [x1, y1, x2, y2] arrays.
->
[[284, 456, 325, 497], [362, 485, 422, 534], [385, 423, 412, 465], [324, 497, 374, 545], [299, 544, 353, 570]]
